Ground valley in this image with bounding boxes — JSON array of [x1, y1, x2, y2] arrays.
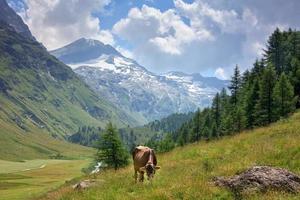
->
[[0, 158, 91, 200]]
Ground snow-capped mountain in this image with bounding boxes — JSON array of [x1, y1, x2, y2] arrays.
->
[[51, 38, 121, 64], [51, 38, 228, 123]]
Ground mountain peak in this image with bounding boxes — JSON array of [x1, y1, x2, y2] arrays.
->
[[0, 0, 35, 40], [50, 38, 122, 64], [74, 38, 104, 47]]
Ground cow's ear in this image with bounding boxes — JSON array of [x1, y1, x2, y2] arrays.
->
[[155, 166, 161, 170], [139, 167, 146, 172]]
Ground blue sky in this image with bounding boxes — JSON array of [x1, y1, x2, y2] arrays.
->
[[8, 0, 300, 79]]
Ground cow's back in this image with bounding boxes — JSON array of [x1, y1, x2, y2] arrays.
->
[[132, 146, 152, 170]]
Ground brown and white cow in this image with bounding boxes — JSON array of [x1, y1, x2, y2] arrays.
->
[[132, 146, 160, 183]]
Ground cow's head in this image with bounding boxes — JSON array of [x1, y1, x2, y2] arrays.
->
[[140, 163, 160, 180]]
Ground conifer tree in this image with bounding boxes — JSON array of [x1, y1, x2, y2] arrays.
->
[[212, 93, 221, 131], [229, 65, 242, 106], [255, 65, 277, 125], [273, 73, 297, 117], [245, 79, 260, 128], [96, 122, 129, 170], [219, 88, 230, 136], [251, 59, 265, 77], [178, 125, 189, 146], [192, 109, 201, 142], [265, 28, 284, 74], [232, 107, 246, 132], [290, 58, 300, 105], [211, 122, 218, 138]]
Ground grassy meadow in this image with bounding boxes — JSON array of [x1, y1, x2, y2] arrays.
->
[[0, 112, 95, 161], [41, 111, 300, 200], [0, 159, 91, 200]]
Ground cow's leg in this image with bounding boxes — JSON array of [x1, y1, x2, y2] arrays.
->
[[134, 170, 138, 183], [139, 171, 144, 182]]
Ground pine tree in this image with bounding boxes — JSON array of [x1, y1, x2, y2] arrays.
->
[[245, 79, 260, 128], [158, 134, 175, 152], [211, 122, 218, 138], [229, 65, 242, 106], [255, 65, 277, 125], [219, 88, 231, 136], [178, 125, 189, 146], [202, 110, 212, 140], [290, 58, 300, 107], [211, 92, 221, 134], [251, 59, 265, 77], [273, 73, 297, 117], [96, 122, 129, 170], [222, 114, 234, 135], [232, 106, 245, 133], [265, 28, 284, 74], [192, 109, 201, 142]]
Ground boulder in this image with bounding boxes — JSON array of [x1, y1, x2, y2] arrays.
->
[[72, 179, 96, 190], [214, 166, 300, 194]]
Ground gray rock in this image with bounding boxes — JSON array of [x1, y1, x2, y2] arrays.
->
[[214, 166, 300, 195], [72, 179, 96, 190]]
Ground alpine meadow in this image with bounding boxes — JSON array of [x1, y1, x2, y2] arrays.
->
[[0, 0, 299, 200]]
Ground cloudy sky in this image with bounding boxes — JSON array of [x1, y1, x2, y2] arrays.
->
[[8, 0, 300, 79]]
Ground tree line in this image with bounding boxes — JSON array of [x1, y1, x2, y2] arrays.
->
[[148, 28, 299, 151]]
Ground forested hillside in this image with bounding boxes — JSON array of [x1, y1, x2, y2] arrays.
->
[[148, 28, 300, 149], [68, 112, 193, 151]]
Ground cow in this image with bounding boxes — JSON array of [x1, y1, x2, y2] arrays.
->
[[132, 146, 160, 183]]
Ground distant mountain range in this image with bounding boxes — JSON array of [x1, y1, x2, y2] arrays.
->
[[51, 38, 228, 122]]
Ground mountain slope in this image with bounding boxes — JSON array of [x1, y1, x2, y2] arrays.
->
[[0, 0, 35, 40], [43, 110, 300, 200], [0, 19, 138, 159], [51, 39, 228, 122]]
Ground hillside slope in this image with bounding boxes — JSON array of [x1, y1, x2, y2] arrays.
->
[[0, 6, 139, 159], [0, 0, 35, 40], [44, 111, 300, 200]]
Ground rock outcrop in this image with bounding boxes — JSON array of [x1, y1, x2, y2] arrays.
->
[[72, 180, 96, 190], [214, 166, 300, 195]]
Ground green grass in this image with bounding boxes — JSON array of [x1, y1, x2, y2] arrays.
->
[[43, 111, 300, 200], [0, 115, 95, 161], [0, 159, 90, 200]]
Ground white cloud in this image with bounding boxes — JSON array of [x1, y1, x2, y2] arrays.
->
[[214, 67, 228, 80], [174, 0, 258, 34], [112, 1, 265, 73], [173, 0, 274, 73], [21, 0, 113, 50], [113, 5, 213, 56]]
